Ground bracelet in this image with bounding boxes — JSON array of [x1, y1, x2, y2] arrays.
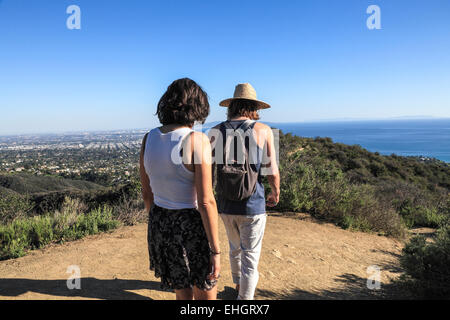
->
[[210, 249, 221, 255]]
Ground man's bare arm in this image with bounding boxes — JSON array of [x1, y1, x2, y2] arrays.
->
[[262, 126, 280, 207]]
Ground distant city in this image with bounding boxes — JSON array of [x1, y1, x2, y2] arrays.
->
[[0, 129, 147, 185]]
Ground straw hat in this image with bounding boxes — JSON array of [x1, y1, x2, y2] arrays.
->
[[219, 83, 271, 109]]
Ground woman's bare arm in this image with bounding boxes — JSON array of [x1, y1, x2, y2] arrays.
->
[[192, 132, 221, 279], [140, 133, 154, 212]]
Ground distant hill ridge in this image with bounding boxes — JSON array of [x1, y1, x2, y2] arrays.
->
[[0, 173, 105, 196]]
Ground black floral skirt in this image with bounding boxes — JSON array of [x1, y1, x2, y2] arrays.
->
[[147, 204, 217, 291]]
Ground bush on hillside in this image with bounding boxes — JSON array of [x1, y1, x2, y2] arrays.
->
[[0, 197, 120, 261], [270, 131, 449, 235], [273, 153, 406, 237], [0, 192, 32, 224], [111, 194, 147, 226], [400, 224, 450, 298], [30, 181, 141, 215], [375, 180, 449, 228], [0, 172, 104, 194]]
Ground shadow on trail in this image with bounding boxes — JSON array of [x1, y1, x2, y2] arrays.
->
[[0, 278, 169, 300], [218, 286, 238, 300], [257, 273, 413, 300], [1, 274, 414, 300]]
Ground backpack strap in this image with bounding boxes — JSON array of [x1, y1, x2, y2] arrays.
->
[[230, 120, 256, 148], [222, 121, 235, 131], [238, 120, 256, 133], [222, 120, 256, 132], [220, 120, 257, 166]]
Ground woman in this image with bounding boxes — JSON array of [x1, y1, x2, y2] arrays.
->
[[139, 78, 221, 300]]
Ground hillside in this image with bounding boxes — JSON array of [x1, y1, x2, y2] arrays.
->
[[271, 132, 450, 235], [0, 172, 105, 195], [1, 131, 449, 234], [0, 185, 17, 196], [0, 172, 111, 221], [278, 132, 449, 190], [0, 214, 409, 300]]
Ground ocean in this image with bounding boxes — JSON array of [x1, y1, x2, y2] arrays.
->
[[265, 119, 450, 163]]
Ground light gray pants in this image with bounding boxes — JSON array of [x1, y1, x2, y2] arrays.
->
[[220, 213, 267, 300]]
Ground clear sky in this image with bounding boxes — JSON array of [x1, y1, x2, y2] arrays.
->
[[0, 0, 449, 134]]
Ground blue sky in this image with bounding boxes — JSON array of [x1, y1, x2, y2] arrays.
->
[[0, 0, 449, 134]]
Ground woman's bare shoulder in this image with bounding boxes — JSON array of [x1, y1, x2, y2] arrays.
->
[[186, 131, 210, 147], [140, 132, 150, 152]]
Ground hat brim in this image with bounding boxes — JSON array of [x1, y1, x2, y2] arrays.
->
[[219, 98, 271, 110]]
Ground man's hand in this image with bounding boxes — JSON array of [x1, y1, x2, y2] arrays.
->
[[266, 190, 279, 207]]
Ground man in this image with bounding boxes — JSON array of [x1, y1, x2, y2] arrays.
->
[[209, 83, 280, 300]]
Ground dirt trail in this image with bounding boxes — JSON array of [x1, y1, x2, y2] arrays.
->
[[0, 214, 409, 300]]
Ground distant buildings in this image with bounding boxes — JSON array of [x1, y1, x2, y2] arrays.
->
[[0, 129, 143, 185]]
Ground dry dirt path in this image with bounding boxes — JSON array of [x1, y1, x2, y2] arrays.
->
[[0, 214, 409, 300]]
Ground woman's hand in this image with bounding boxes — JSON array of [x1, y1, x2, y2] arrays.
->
[[209, 254, 221, 281]]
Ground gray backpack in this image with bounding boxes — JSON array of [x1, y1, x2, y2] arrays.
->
[[216, 120, 259, 201]]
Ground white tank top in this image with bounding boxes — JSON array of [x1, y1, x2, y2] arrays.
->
[[143, 127, 197, 210]]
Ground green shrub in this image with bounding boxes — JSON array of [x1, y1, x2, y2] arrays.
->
[[77, 205, 119, 236], [271, 131, 449, 237], [400, 225, 450, 298], [0, 192, 32, 224], [339, 214, 372, 232], [29, 215, 53, 249], [0, 223, 28, 259], [368, 162, 387, 177], [377, 180, 449, 228], [0, 199, 120, 261], [30, 182, 141, 215], [400, 205, 447, 228], [274, 153, 406, 237], [277, 162, 315, 212]]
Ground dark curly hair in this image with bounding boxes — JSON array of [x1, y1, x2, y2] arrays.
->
[[156, 78, 210, 127], [227, 99, 260, 121]]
